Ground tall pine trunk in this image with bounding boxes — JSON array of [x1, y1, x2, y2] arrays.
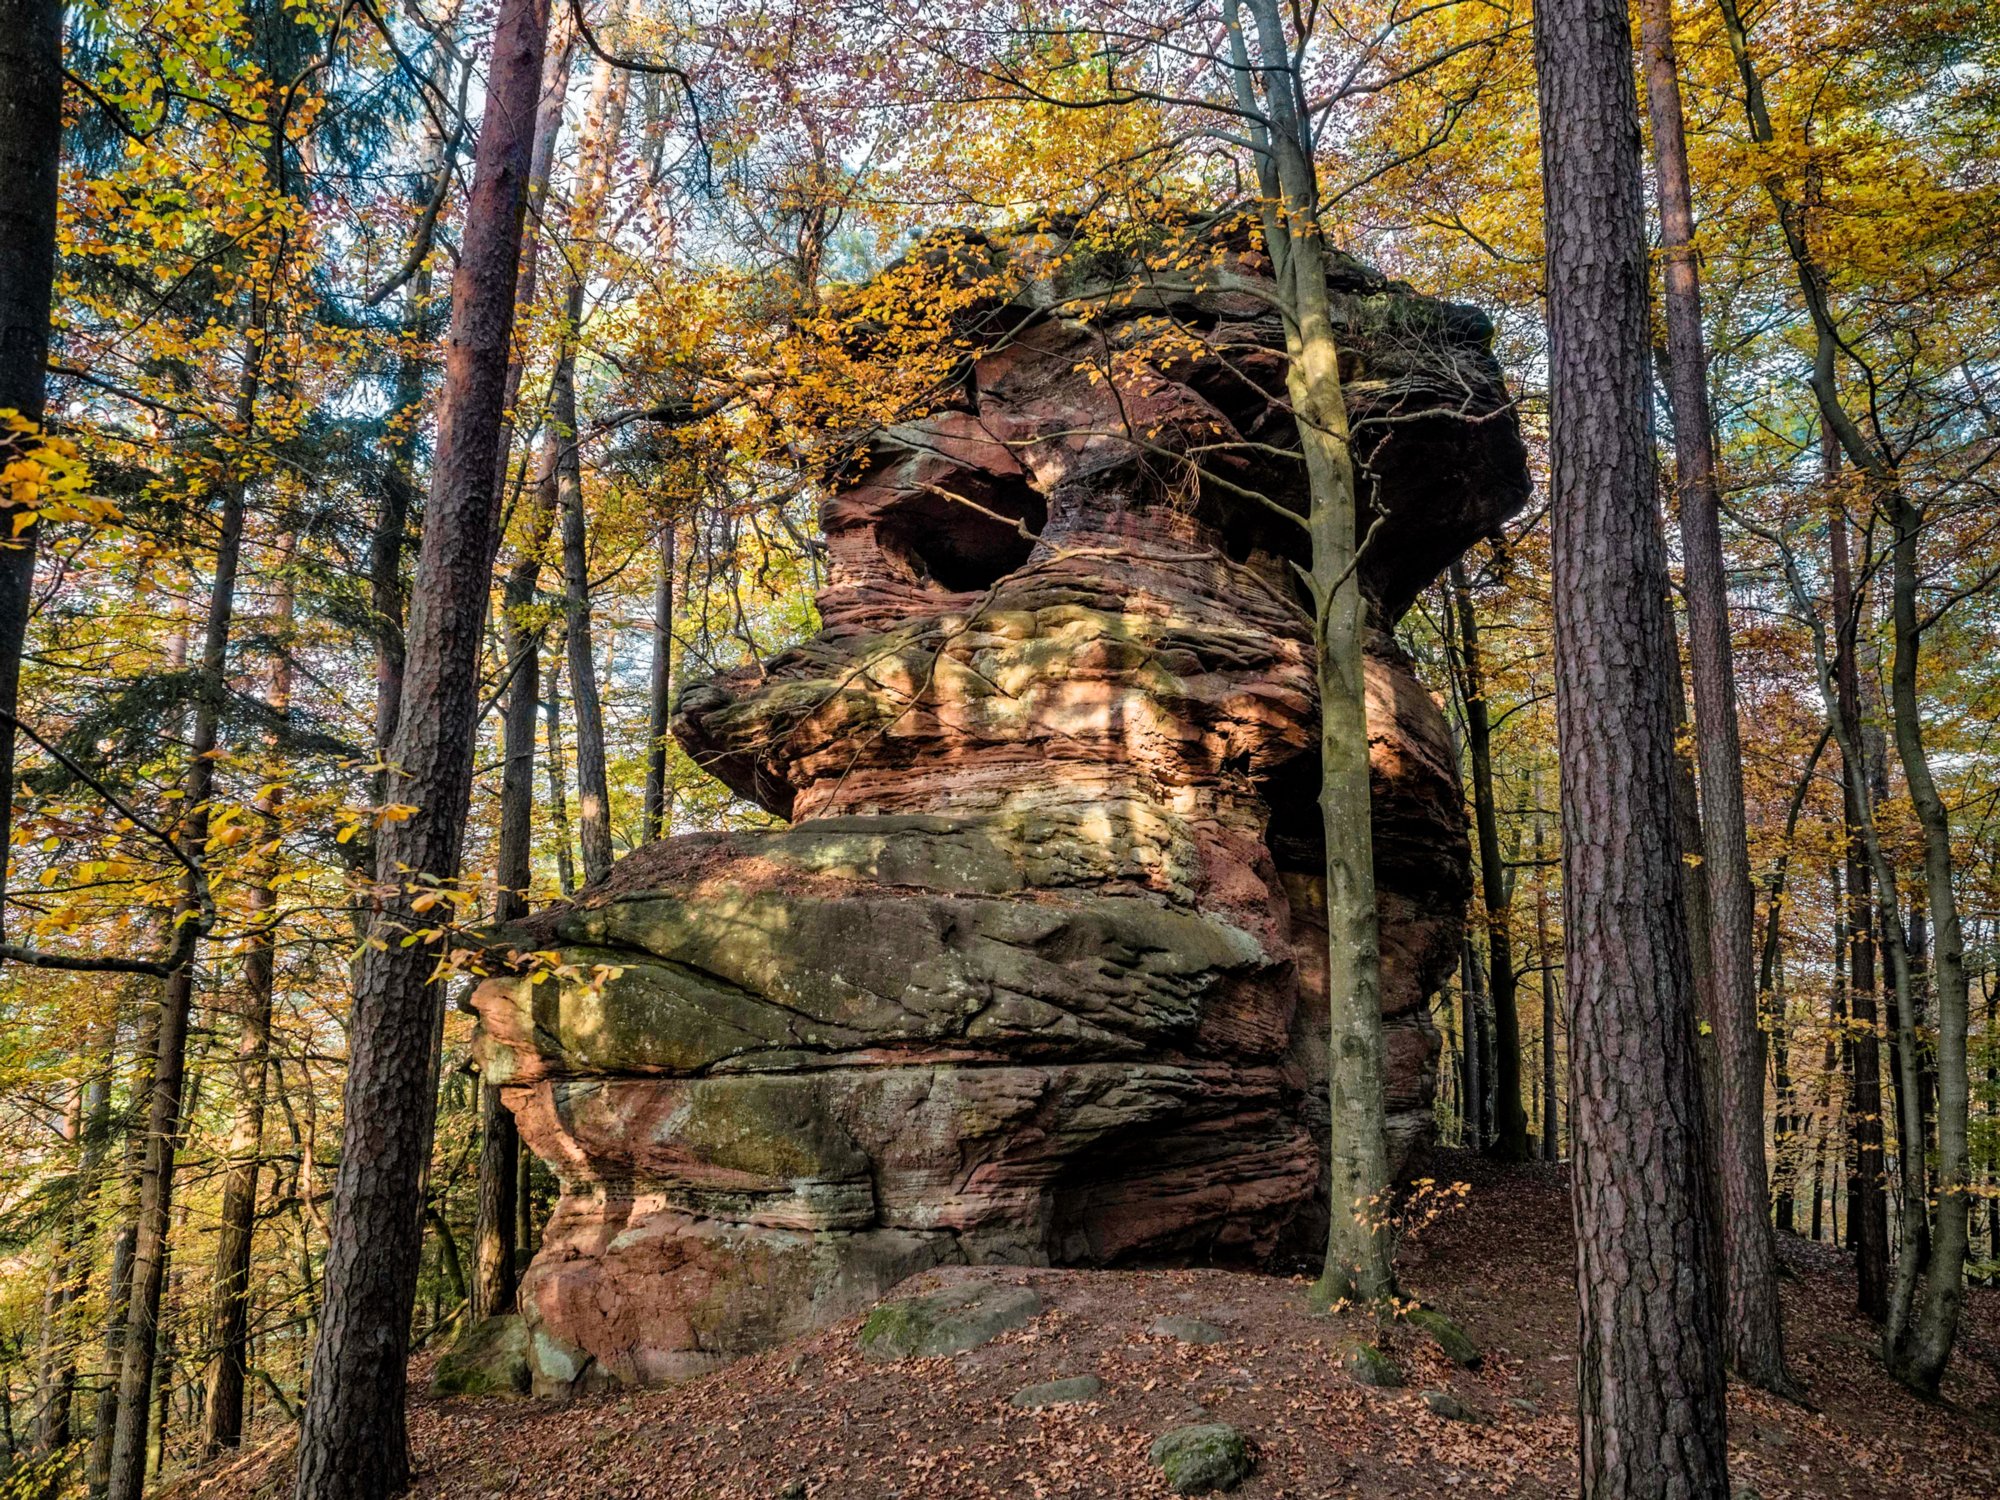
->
[[291, 0, 553, 1492], [1535, 0, 1730, 1488], [474, 22, 576, 1324], [1637, 0, 1790, 1394]]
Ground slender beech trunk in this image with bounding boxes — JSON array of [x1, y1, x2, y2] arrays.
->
[[1757, 729, 1829, 1235], [199, 537, 294, 1456], [1460, 952, 1482, 1150], [0, 0, 62, 940], [1883, 486, 1972, 1390], [1638, 0, 1790, 1393], [553, 346, 614, 885], [42, 1023, 112, 1456], [542, 656, 578, 897], [1535, 0, 1730, 1488], [1772, 957, 1795, 1234], [292, 1, 553, 1493], [1449, 562, 1529, 1159], [1976, 980, 1992, 1288], [1828, 495, 1891, 1318], [106, 466, 252, 1500], [642, 523, 676, 840], [33, 1087, 83, 1451], [1534, 803, 1560, 1162], [1715, 0, 1966, 1386], [1763, 478, 1921, 1368], [1222, 0, 1393, 1306], [544, 27, 630, 887]]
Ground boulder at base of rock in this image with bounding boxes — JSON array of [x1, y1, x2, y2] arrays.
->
[[1149, 1315, 1228, 1345], [1342, 1342, 1404, 1389], [858, 1282, 1041, 1360], [1009, 1375, 1105, 1408], [1148, 1423, 1254, 1495], [430, 1313, 531, 1398]]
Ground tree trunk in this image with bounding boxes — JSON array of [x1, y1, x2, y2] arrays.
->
[[1465, 930, 1494, 1147], [291, 1, 553, 1493], [1448, 562, 1529, 1160], [33, 1086, 83, 1451], [1220, 0, 1393, 1307], [1535, 0, 1731, 1487], [1883, 488, 1971, 1392], [1638, 0, 1790, 1394], [0, 0, 62, 944], [473, 26, 576, 1325], [554, 346, 614, 886], [1534, 802, 1560, 1162], [106, 463, 250, 1500], [1827, 492, 1890, 1319], [642, 523, 676, 841], [544, 29, 631, 888], [1758, 730, 1828, 1237], [199, 535, 294, 1456]]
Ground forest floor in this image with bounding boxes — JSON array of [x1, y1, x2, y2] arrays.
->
[[180, 1153, 2000, 1499]]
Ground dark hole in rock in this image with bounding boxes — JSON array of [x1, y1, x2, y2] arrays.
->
[[875, 479, 1046, 593], [1257, 750, 1324, 872]]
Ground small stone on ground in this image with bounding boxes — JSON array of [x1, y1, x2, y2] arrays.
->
[[858, 1282, 1042, 1360], [1150, 1315, 1227, 1345], [1343, 1342, 1404, 1388], [1408, 1306, 1482, 1368], [1423, 1389, 1479, 1423], [1148, 1422, 1253, 1494]]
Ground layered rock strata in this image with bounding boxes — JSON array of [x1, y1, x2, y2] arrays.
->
[[469, 224, 1529, 1393]]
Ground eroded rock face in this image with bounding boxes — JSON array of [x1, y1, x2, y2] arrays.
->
[[469, 224, 1528, 1394]]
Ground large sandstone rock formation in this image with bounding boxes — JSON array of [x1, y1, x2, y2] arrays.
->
[[469, 224, 1529, 1394]]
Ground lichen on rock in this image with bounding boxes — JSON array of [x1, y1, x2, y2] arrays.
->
[[468, 219, 1528, 1395]]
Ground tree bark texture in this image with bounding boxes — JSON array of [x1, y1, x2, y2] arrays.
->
[[476, 30, 575, 1319], [292, 1, 552, 1493], [1535, 0, 1731, 1489], [0, 0, 63, 942]]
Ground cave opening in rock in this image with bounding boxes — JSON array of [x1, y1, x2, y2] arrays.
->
[[875, 478, 1047, 593]]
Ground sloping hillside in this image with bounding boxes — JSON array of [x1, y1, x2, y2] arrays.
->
[[177, 1156, 1999, 1499]]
